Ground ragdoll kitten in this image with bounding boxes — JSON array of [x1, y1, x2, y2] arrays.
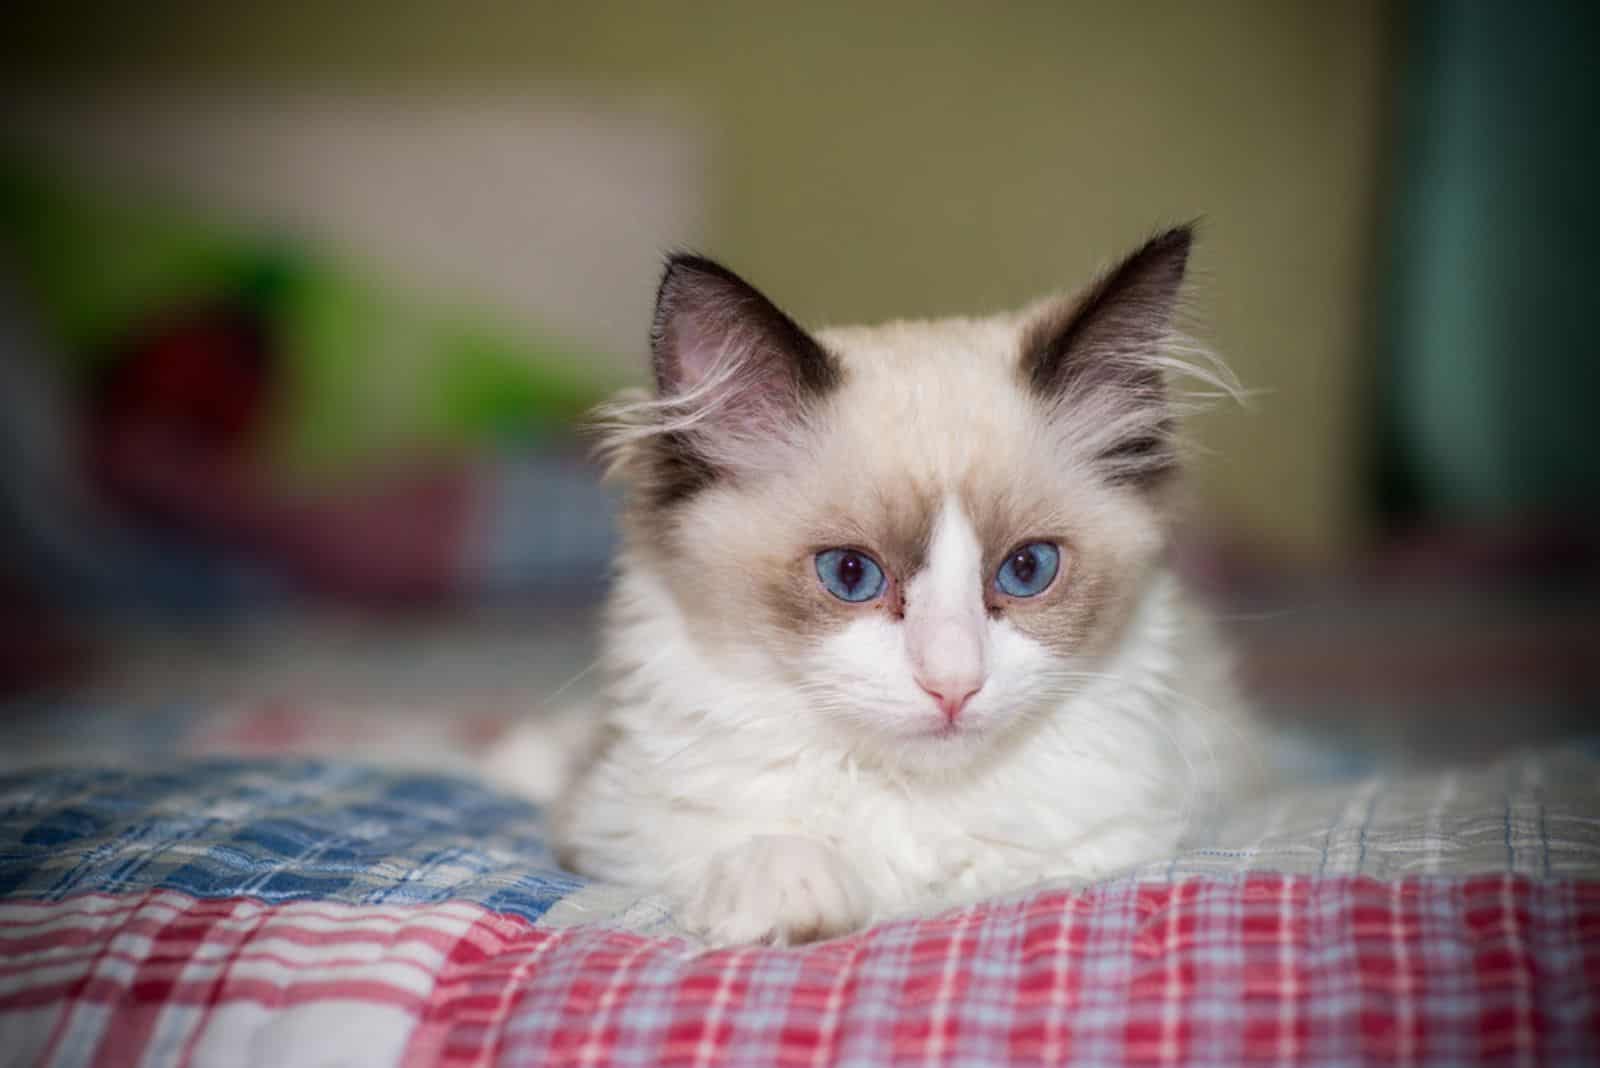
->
[[493, 226, 1259, 946]]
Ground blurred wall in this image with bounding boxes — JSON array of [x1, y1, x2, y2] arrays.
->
[[7, 1, 1391, 559]]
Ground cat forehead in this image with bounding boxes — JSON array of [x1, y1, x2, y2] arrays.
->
[[815, 312, 1029, 377], [801, 313, 1074, 496]]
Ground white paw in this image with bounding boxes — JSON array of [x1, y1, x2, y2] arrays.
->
[[678, 835, 872, 946]]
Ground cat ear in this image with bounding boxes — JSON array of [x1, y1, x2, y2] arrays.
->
[[1020, 226, 1192, 486], [598, 256, 839, 508], [651, 254, 841, 427]]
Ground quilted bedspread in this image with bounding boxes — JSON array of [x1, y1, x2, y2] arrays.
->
[[1, 710, 1598, 1067]]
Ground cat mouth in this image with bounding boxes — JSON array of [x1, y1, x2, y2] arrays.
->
[[926, 719, 972, 741]]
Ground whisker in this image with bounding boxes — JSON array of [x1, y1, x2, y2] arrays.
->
[[534, 658, 604, 713]]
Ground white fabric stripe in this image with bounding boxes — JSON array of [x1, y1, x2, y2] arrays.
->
[[186, 1000, 415, 1068], [691, 946, 750, 1068], [922, 906, 979, 1068]]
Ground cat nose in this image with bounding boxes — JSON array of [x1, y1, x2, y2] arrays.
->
[[910, 616, 985, 723], [917, 679, 982, 724]]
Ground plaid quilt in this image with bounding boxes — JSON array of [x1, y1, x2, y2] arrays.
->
[[2, 745, 1599, 1067]]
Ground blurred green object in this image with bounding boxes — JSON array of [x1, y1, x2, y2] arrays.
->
[[0, 160, 620, 480], [1380, 0, 1600, 521]]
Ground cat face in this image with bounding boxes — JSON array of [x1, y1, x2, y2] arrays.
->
[[603, 230, 1203, 771]]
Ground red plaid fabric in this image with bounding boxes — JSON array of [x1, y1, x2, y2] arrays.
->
[[10, 874, 1596, 1066]]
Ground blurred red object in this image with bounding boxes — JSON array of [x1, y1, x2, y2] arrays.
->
[[91, 301, 275, 458], [81, 299, 473, 606]]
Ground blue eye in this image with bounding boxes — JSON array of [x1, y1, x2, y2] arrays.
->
[[995, 542, 1061, 598], [815, 548, 887, 603]]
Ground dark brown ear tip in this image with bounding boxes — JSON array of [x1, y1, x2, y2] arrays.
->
[[660, 250, 712, 275], [1142, 224, 1195, 263], [658, 252, 748, 294]]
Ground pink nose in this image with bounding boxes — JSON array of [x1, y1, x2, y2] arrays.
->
[[918, 681, 981, 724]]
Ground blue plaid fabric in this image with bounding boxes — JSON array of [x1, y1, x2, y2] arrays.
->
[[0, 759, 583, 921]]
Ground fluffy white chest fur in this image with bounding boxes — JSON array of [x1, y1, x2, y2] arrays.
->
[[490, 227, 1260, 945]]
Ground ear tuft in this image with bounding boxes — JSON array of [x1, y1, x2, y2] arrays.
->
[[1020, 226, 1196, 487]]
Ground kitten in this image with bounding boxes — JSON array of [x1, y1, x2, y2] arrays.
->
[[493, 226, 1260, 946]]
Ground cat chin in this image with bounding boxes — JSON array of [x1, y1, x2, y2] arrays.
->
[[833, 709, 1024, 777], [886, 732, 1000, 776]]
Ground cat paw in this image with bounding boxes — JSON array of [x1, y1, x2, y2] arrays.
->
[[678, 835, 872, 946]]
